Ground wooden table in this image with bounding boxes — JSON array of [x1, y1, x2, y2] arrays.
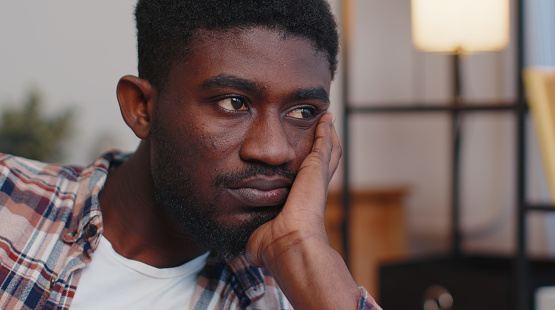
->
[[325, 188, 408, 299]]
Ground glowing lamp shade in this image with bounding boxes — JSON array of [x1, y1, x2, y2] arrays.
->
[[411, 0, 510, 53]]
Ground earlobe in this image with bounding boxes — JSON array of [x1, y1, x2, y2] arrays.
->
[[116, 75, 156, 139]]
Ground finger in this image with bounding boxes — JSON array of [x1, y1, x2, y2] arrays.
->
[[311, 112, 334, 157], [284, 113, 334, 211], [328, 118, 342, 183], [307, 112, 334, 180]]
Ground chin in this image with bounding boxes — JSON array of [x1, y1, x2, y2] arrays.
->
[[201, 211, 279, 260], [165, 200, 281, 260]]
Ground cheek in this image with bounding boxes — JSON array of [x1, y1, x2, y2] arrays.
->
[[290, 128, 316, 164], [182, 122, 244, 167]]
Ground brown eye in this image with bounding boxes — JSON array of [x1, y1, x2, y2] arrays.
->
[[216, 97, 248, 111], [286, 107, 315, 119]]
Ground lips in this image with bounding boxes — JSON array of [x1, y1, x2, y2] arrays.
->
[[227, 176, 292, 207]]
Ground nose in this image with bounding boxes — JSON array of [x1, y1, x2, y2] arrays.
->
[[239, 115, 296, 166]]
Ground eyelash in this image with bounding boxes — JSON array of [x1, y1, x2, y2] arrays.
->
[[214, 96, 320, 120], [215, 96, 249, 113], [285, 106, 318, 120]]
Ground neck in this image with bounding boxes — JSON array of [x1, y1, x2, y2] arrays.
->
[[99, 142, 208, 268]]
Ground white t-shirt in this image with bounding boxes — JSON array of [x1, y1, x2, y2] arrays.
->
[[70, 236, 209, 310]]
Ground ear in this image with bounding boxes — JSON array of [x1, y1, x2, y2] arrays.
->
[[116, 75, 156, 139]]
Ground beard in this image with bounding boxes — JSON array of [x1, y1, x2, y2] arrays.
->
[[153, 182, 277, 260], [150, 123, 296, 260]]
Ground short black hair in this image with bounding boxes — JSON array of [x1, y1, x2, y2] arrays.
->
[[135, 0, 339, 91]]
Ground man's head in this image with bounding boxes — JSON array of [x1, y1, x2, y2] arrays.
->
[[135, 0, 339, 92], [119, 0, 338, 260]]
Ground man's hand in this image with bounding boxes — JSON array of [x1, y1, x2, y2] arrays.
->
[[246, 112, 340, 266], [245, 113, 361, 310]]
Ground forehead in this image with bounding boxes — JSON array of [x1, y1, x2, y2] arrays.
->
[[164, 27, 332, 94]]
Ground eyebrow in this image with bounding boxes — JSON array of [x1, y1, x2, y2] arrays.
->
[[201, 74, 258, 93], [201, 73, 329, 103], [288, 87, 329, 104]]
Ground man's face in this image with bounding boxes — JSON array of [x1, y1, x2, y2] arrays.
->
[[150, 27, 332, 259]]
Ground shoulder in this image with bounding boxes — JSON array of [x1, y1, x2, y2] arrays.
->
[[0, 153, 85, 222], [0, 153, 83, 187], [0, 151, 125, 236], [0, 151, 127, 200]]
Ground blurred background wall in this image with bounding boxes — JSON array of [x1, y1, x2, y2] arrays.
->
[[0, 1, 139, 163], [0, 0, 554, 259]]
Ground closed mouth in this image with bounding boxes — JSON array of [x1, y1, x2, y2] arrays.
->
[[226, 176, 292, 207]]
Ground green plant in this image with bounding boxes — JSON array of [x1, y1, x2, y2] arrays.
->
[[0, 89, 73, 162]]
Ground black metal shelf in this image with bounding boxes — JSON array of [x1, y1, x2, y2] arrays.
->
[[526, 204, 555, 212], [343, 98, 543, 309], [340, 0, 536, 308], [346, 102, 522, 114]]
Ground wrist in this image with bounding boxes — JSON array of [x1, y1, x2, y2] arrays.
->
[[260, 229, 331, 272], [259, 230, 360, 310]]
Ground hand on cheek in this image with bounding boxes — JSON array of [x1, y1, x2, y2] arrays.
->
[[244, 113, 361, 310], [245, 112, 342, 268]]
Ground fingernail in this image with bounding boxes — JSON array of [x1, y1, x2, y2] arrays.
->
[[330, 113, 336, 124]]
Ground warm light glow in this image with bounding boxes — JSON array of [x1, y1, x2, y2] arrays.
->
[[412, 0, 510, 53]]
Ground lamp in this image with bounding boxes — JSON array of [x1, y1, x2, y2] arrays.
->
[[412, 0, 510, 53], [411, 0, 511, 104], [410, 0, 510, 256]]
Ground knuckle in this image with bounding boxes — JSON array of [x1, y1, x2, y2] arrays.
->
[[334, 144, 343, 158]]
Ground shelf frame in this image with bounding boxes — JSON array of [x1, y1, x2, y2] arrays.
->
[[526, 204, 555, 212], [346, 103, 522, 114]]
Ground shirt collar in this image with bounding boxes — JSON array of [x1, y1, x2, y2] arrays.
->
[[62, 150, 130, 253], [225, 255, 268, 302]]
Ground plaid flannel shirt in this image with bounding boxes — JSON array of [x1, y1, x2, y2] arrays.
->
[[0, 151, 380, 310]]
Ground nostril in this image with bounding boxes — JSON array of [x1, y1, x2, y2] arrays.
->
[[239, 125, 296, 166]]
